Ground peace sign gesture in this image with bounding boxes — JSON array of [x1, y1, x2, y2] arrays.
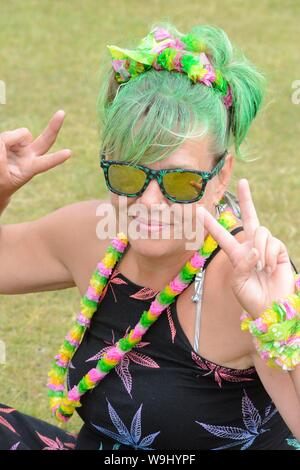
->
[[197, 179, 295, 319]]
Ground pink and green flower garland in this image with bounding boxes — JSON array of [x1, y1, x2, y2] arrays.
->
[[48, 209, 238, 422]]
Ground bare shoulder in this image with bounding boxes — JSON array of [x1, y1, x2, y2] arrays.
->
[[43, 198, 110, 229], [34, 198, 111, 255], [0, 198, 114, 295], [40, 198, 115, 289]]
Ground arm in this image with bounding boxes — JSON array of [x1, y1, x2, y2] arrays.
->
[[252, 353, 300, 441], [0, 111, 106, 295], [196, 179, 300, 441], [221, 253, 300, 441], [0, 199, 104, 294], [291, 368, 300, 403]]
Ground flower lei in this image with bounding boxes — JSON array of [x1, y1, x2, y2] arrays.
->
[[241, 274, 300, 371], [107, 26, 233, 109], [47, 209, 238, 422]]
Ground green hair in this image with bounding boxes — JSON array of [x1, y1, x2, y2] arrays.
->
[[96, 22, 267, 165]]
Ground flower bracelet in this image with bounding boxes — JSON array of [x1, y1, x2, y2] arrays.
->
[[240, 273, 300, 371]]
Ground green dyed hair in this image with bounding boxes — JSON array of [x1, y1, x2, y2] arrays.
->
[[96, 22, 267, 165]]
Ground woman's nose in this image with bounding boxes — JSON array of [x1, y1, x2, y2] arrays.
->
[[137, 178, 166, 205]]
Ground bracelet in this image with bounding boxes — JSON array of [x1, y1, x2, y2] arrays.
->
[[240, 273, 300, 371]]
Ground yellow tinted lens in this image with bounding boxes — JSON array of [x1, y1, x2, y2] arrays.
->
[[163, 171, 203, 201], [108, 164, 146, 194]]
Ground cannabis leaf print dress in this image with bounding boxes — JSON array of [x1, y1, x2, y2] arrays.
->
[[0, 404, 76, 450], [0, 229, 298, 450], [67, 240, 297, 450]]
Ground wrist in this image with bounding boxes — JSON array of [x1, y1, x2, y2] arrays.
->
[[241, 273, 300, 371]]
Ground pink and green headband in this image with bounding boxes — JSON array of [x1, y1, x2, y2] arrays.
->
[[107, 26, 233, 109]]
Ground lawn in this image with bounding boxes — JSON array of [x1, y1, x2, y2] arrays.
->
[[0, 0, 299, 434]]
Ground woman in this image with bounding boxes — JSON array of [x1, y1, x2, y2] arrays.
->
[[0, 23, 299, 450]]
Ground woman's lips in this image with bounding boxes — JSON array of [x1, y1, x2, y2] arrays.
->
[[131, 216, 172, 232]]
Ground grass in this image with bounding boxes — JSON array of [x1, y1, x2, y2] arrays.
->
[[0, 0, 299, 435]]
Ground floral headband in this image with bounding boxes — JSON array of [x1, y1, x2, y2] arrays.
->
[[107, 26, 233, 109]]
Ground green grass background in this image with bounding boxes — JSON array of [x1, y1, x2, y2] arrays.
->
[[0, 0, 299, 434]]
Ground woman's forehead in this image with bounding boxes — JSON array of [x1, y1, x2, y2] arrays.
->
[[145, 136, 213, 170]]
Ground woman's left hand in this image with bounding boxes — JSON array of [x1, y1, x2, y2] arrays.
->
[[197, 178, 295, 319]]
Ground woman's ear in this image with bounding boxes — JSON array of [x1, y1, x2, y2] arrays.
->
[[215, 153, 234, 201]]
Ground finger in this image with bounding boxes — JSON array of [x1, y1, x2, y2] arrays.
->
[[238, 179, 260, 241], [233, 246, 260, 281], [264, 237, 284, 275], [0, 137, 8, 170], [197, 206, 240, 264], [0, 139, 13, 194], [32, 148, 72, 175], [0, 128, 33, 148], [253, 226, 271, 271], [31, 110, 66, 156]]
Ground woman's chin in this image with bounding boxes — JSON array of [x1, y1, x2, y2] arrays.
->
[[127, 231, 184, 257]]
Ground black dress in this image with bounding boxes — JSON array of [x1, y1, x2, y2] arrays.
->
[[1, 227, 299, 450], [0, 403, 76, 450]]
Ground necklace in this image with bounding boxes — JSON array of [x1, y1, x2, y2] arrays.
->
[[48, 209, 238, 422]]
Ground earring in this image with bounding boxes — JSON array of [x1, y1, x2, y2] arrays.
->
[[214, 198, 226, 218]]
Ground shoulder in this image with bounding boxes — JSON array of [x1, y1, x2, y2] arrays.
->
[[36, 198, 112, 238], [251, 354, 300, 440], [35, 198, 114, 274], [47, 198, 111, 223]]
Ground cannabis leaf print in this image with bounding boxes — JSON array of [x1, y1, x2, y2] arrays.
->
[[0, 407, 19, 435], [191, 351, 256, 388], [128, 277, 177, 343], [286, 438, 300, 450], [86, 329, 159, 397], [166, 305, 177, 343], [0, 407, 16, 413], [196, 390, 277, 450], [98, 268, 129, 304], [130, 286, 160, 301], [36, 432, 75, 450], [10, 442, 20, 450], [97, 267, 177, 342], [99, 441, 120, 450], [91, 399, 160, 450]]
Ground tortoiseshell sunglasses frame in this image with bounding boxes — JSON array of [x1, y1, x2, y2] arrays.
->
[[100, 149, 228, 204]]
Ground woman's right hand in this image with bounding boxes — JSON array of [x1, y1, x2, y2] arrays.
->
[[0, 110, 71, 198]]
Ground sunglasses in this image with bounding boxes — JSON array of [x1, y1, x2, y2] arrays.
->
[[100, 149, 227, 204]]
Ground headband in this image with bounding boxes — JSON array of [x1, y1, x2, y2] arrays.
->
[[106, 26, 233, 109]]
